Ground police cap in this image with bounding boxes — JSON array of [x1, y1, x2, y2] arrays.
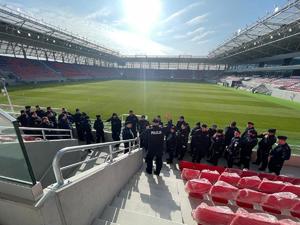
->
[[278, 136, 288, 140]]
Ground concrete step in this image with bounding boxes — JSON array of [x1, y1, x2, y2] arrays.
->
[[133, 171, 181, 184], [126, 179, 178, 196], [101, 206, 186, 225], [118, 189, 180, 205], [92, 219, 120, 225], [111, 196, 182, 223], [128, 176, 179, 193]]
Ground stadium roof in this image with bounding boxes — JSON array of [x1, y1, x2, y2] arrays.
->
[[209, 0, 300, 64]]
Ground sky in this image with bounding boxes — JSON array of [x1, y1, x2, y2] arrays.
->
[[0, 0, 288, 55]]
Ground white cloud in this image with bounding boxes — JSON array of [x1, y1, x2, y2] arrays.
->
[[185, 13, 209, 26], [161, 2, 202, 24], [173, 27, 205, 40], [85, 7, 112, 20], [190, 31, 215, 42]]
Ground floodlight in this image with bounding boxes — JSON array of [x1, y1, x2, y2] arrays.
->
[[17, 30, 21, 34], [28, 33, 31, 37]]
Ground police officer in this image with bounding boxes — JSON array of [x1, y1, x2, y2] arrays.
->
[[106, 113, 122, 146], [81, 113, 94, 144], [125, 110, 139, 137], [226, 130, 242, 168], [207, 129, 225, 166], [190, 122, 201, 156], [156, 115, 164, 127], [93, 115, 105, 143], [253, 129, 277, 171], [73, 108, 84, 141], [176, 116, 186, 131], [166, 126, 177, 164], [241, 121, 256, 138], [192, 124, 210, 163], [138, 115, 149, 134], [17, 110, 30, 127], [122, 121, 134, 153], [224, 121, 239, 147], [145, 119, 164, 175], [268, 136, 291, 175], [176, 123, 189, 160], [35, 105, 46, 118], [240, 129, 258, 169]]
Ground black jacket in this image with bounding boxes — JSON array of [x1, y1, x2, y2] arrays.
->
[[126, 114, 139, 131], [138, 119, 149, 134], [166, 132, 177, 151], [270, 143, 291, 164], [210, 134, 225, 156], [146, 126, 165, 155], [257, 134, 276, 152], [227, 137, 242, 159], [122, 127, 134, 140], [107, 117, 122, 133], [240, 136, 258, 158], [225, 126, 239, 146], [194, 130, 210, 156], [93, 119, 104, 133]]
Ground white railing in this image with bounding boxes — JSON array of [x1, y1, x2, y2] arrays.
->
[[52, 138, 140, 186], [19, 127, 73, 140]]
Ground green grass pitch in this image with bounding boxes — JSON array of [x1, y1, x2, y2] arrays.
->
[[1, 80, 300, 151]]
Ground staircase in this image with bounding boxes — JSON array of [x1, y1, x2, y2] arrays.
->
[[93, 162, 196, 225]]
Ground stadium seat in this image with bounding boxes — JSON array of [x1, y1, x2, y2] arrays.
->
[[238, 176, 261, 190], [224, 168, 243, 176], [231, 209, 280, 225], [209, 181, 239, 203], [181, 168, 200, 181], [199, 169, 220, 184], [218, 172, 241, 186], [241, 170, 258, 178], [291, 202, 300, 218], [282, 184, 300, 197], [292, 178, 300, 186], [236, 189, 267, 207], [278, 219, 300, 225], [258, 172, 278, 181], [179, 161, 196, 171], [262, 192, 299, 211], [185, 178, 212, 198], [258, 179, 286, 194], [277, 175, 296, 184], [192, 202, 235, 225]]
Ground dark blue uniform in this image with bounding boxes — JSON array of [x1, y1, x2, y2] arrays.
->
[[107, 116, 122, 145], [255, 134, 277, 170], [268, 143, 291, 175], [145, 126, 164, 175], [192, 130, 210, 163], [94, 119, 105, 143], [226, 137, 242, 168], [122, 126, 134, 153]]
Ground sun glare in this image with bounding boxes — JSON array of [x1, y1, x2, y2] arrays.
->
[[123, 0, 161, 34]]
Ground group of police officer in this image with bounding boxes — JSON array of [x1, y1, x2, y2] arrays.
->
[[119, 111, 291, 176]]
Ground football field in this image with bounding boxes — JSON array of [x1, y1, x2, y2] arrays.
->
[[1, 80, 300, 150]]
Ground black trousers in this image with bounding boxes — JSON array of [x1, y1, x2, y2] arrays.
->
[[240, 156, 250, 169], [192, 148, 204, 163], [268, 159, 283, 175], [112, 131, 120, 147], [167, 147, 176, 162], [96, 131, 105, 143], [177, 145, 187, 160], [256, 147, 270, 170], [146, 152, 163, 174]]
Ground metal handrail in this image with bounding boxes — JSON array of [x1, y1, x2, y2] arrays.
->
[[52, 137, 140, 186], [19, 126, 73, 140]]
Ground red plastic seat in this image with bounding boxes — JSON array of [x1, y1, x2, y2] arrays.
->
[[179, 161, 197, 171], [277, 175, 296, 184], [259, 172, 278, 181], [224, 168, 243, 176], [238, 176, 261, 190], [291, 202, 300, 218], [279, 219, 300, 225], [181, 168, 200, 181], [199, 170, 220, 184], [241, 170, 258, 178], [262, 192, 299, 212], [282, 184, 300, 197], [209, 181, 239, 202], [185, 178, 212, 198], [218, 172, 241, 186], [192, 202, 235, 225], [293, 178, 300, 186], [236, 189, 267, 205], [258, 179, 286, 194], [231, 209, 280, 225]]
